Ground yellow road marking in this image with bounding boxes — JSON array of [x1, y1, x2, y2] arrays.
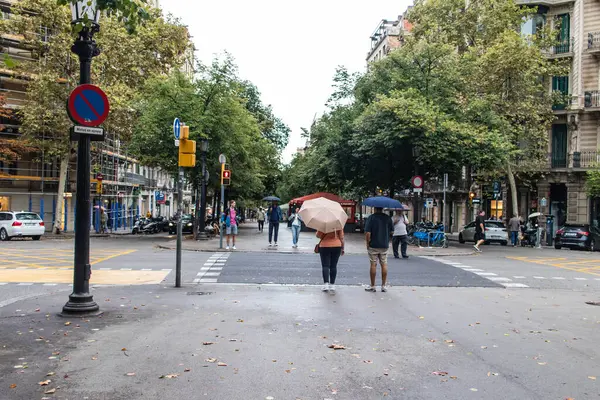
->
[[0, 251, 75, 263], [91, 249, 137, 265], [0, 269, 169, 285], [507, 256, 600, 277], [0, 258, 47, 268]]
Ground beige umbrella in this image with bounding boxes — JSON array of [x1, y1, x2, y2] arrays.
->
[[298, 197, 348, 233]]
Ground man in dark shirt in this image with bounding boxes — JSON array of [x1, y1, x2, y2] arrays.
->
[[364, 207, 394, 292], [474, 210, 486, 252]]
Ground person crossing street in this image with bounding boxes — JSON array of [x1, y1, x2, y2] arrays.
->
[[267, 201, 282, 246]]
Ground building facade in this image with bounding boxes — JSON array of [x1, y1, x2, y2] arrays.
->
[[512, 0, 600, 236], [366, 8, 413, 64], [0, 0, 192, 233]]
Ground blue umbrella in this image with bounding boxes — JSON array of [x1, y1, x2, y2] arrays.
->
[[362, 196, 403, 209], [263, 196, 281, 202]]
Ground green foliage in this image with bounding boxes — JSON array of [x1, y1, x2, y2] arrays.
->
[[586, 169, 600, 198], [282, 0, 564, 208], [58, 0, 151, 33], [128, 55, 285, 203]]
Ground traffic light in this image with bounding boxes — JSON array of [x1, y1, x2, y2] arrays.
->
[[97, 181, 103, 194], [178, 125, 196, 167], [222, 169, 231, 186]]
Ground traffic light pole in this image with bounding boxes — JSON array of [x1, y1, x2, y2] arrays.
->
[[219, 162, 225, 249], [175, 167, 183, 288]]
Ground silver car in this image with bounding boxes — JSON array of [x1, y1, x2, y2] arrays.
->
[[459, 220, 508, 246]]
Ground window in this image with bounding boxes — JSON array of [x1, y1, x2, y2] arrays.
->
[[555, 13, 570, 53], [16, 213, 41, 220], [0, 213, 5, 221], [552, 76, 569, 110], [521, 14, 545, 36], [551, 124, 568, 168]]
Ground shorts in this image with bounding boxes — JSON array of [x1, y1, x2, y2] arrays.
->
[[226, 225, 238, 235], [368, 247, 388, 264], [474, 232, 485, 241]]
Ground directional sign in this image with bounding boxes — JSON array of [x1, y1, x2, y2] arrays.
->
[[67, 84, 109, 127], [173, 118, 181, 140]]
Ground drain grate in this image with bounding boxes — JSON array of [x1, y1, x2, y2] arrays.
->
[[186, 291, 214, 296]]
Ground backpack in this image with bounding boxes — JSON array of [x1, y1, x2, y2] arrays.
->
[[225, 215, 231, 227]]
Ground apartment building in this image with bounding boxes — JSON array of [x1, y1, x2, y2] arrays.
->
[[510, 0, 600, 235], [0, 0, 192, 232], [366, 8, 413, 64]]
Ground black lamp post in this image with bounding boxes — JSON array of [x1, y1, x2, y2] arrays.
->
[[197, 139, 209, 240], [61, 1, 101, 315]]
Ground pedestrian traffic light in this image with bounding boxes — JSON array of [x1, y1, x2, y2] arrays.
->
[[178, 126, 196, 167], [222, 169, 231, 186], [97, 181, 102, 194]]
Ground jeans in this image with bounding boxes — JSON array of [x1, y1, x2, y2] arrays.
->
[[392, 235, 408, 258], [320, 246, 342, 284], [291, 225, 300, 245], [258, 220, 264, 232], [510, 231, 519, 246], [269, 222, 280, 243]]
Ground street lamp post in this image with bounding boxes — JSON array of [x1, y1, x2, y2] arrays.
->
[[61, 1, 101, 315], [197, 139, 209, 240]]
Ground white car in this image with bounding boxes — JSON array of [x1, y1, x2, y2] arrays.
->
[[458, 220, 508, 246], [0, 211, 45, 241]]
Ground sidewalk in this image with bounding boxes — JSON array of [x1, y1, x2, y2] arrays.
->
[[158, 223, 473, 257]]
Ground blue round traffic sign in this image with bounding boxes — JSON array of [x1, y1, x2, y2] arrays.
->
[[67, 84, 109, 127], [173, 118, 181, 140]]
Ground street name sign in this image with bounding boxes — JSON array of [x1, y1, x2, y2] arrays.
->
[[67, 84, 109, 127]]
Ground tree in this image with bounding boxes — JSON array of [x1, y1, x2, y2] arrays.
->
[[409, 0, 565, 217], [0, 0, 191, 233]]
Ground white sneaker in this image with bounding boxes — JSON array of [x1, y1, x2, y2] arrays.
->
[[321, 284, 329, 292], [232, 246, 237, 250], [226, 245, 230, 250], [269, 243, 272, 247], [275, 242, 278, 246], [329, 284, 336, 292]]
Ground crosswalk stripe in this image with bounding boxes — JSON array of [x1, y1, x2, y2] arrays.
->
[[489, 277, 512, 282], [503, 283, 529, 288]]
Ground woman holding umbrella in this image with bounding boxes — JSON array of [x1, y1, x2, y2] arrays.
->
[[299, 197, 347, 292]]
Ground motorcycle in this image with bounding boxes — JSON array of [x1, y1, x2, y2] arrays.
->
[[132, 217, 161, 234]]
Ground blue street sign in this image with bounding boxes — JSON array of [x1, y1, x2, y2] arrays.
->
[[173, 118, 181, 140]]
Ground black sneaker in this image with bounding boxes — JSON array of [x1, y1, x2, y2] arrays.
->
[[402, 255, 409, 259], [364, 286, 376, 292]]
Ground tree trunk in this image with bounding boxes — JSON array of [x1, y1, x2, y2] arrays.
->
[[53, 155, 68, 234], [506, 162, 519, 218]]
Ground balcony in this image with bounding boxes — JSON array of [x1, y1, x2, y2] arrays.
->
[[584, 90, 600, 110], [588, 31, 600, 56], [548, 151, 600, 170], [547, 38, 573, 58], [516, 0, 575, 5]]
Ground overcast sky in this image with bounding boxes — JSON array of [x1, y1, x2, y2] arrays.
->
[[160, 0, 413, 163]]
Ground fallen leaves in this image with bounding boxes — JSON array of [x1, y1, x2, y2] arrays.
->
[[432, 371, 448, 376], [9, 384, 16, 389], [46, 372, 55, 377], [159, 374, 179, 379], [184, 368, 191, 372], [589, 376, 597, 380], [64, 322, 71, 326], [418, 316, 425, 320], [121, 348, 127, 352], [202, 342, 215, 345], [44, 388, 57, 394], [487, 372, 498, 377], [217, 362, 228, 367], [328, 344, 346, 350], [125, 372, 136, 376], [444, 339, 454, 344], [206, 358, 217, 363], [38, 380, 51, 386], [363, 360, 373, 364]]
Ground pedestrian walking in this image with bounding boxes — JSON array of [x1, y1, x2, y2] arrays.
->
[[290, 208, 302, 248], [100, 208, 107, 234], [257, 207, 266, 232], [473, 210, 486, 252], [508, 214, 521, 247], [392, 210, 409, 259], [364, 207, 394, 292], [267, 201, 282, 246], [316, 229, 344, 292], [223, 200, 238, 250]]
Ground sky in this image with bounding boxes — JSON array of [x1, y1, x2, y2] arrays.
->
[[160, 0, 413, 163]]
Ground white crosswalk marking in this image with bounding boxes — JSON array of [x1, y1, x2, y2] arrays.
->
[[513, 276, 526, 279], [574, 277, 588, 281], [475, 272, 498, 276], [533, 276, 546, 279], [503, 283, 529, 288], [489, 277, 512, 282], [552, 277, 566, 280]]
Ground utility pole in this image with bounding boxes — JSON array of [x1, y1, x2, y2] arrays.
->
[[175, 122, 196, 288], [218, 154, 226, 249], [443, 173, 448, 233]]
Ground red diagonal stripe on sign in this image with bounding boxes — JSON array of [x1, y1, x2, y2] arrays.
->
[[77, 92, 101, 119]]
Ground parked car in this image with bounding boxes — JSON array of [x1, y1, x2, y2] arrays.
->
[[168, 216, 194, 235], [554, 223, 600, 251], [459, 220, 508, 246], [0, 211, 45, 241]]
